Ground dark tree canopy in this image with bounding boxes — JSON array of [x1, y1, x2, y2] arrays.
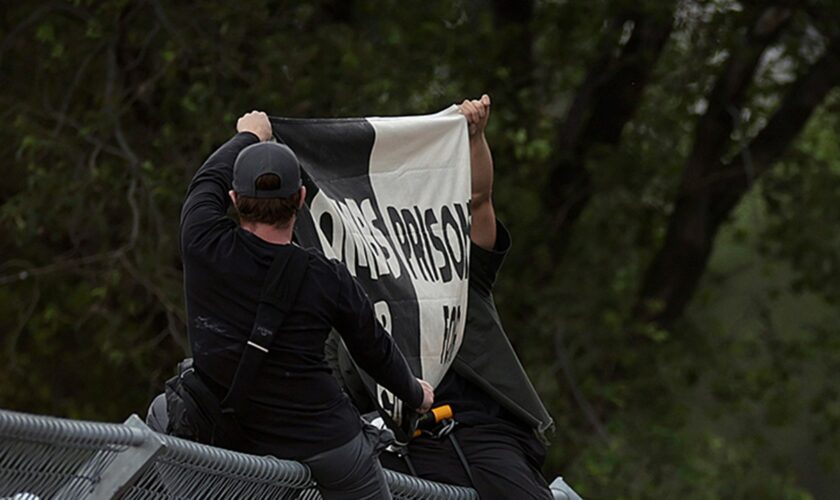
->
[[3, 1, 840, 497]]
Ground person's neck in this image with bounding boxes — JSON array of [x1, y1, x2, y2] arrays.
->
[[240, 221, 294, 245]]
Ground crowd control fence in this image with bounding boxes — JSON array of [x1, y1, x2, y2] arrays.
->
[[0, 408, 580, 499]]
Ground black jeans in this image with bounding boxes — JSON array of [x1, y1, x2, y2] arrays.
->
[[380, 422, 552, 500], [149, 394, 393, 499], [302, 423, 393, 500]]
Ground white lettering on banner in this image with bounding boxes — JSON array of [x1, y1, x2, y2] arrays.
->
[[378, 386, 402, 426], [284, 107, 470, 402], [440, 304, 461, 365], [373, 301, 392, 335], [373, 301, 397, 423], [310, 196, 470, 283]]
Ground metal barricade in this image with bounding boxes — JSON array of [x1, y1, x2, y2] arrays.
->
[[123, 429, 312, 499], [0, 408, 481, 499], [0, 410, 145, 499]]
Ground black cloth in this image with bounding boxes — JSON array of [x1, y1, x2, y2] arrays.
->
[[422, 222, 536, 430], [180, 132, 422, 459], [433, 368, 521, 426], [379, 424, 551, 500], [329, 220, 552, 497], [450, 221, 553, 442], [302, 423, 394, 500], [387, 222, 551, 499], [432, 228, 524, 427]]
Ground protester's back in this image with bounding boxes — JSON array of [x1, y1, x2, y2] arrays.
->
[[175, 111, 433, 499]]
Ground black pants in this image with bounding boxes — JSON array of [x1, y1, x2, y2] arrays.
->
[[302, 423, 393, 500], [148, 393, 393, 499], [380, 423, 552, 500]]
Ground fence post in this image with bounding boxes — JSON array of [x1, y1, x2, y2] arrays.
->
[[550, 476, 583, 500], [85, 414, 164, 500]]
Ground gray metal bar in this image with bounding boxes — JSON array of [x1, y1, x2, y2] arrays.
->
[[0, 409, 146, 500], [123, 431, 314, 498], [2, 408, 579, 500], [0, 409, 144, 447], [86, 415, 164, 500], [384, 468, 479, 499], [551, 476, 584, 500]]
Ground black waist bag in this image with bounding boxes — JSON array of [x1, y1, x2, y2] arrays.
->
[[163, 246, 309, 449], [164, 358, 226, 444]]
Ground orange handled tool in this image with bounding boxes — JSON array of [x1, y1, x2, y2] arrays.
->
[[413, 404, 453, 438]]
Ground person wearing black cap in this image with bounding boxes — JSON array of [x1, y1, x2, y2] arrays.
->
[[180, 111, 434, 499]]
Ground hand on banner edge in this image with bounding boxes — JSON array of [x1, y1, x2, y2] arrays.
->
[[458, 94, 491, 137], [236, 110, 272, 142], [417, 378, 435, 414]]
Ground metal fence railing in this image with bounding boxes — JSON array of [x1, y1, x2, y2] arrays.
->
[[0, 408, 480, 499], [0, 409, 148, 499], [0, 408, 579, 499], [124, 430, 313, 499]]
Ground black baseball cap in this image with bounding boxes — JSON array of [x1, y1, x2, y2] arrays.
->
[[232, 142, 302, 198]]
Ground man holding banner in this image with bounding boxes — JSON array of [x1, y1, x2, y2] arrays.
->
[[179, 111, 433, 499], [375, 96, 554, 499], [297, 96, 555, 499]]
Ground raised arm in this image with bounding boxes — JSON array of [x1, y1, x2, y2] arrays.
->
[[459, 94, 496, 250], [180, 111, 272, 250]]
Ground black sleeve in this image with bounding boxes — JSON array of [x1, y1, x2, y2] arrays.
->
[[324, 331, 376, 412], [180, 132, 260, 253], [331, 263, 424, 410], [469, 219, 512, 295]]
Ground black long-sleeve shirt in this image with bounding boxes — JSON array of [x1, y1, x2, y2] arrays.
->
[[180, 132, 422, 459]]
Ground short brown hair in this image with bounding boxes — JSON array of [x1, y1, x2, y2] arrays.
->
[[234, 174, 301, 228]]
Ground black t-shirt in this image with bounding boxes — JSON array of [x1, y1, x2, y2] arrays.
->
[[434, 368, 520, 426], [434, 222, 526, 427], [180, 132, 422, 459]]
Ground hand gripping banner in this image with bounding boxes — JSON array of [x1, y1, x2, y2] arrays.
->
[[270, 106, 471, 438]]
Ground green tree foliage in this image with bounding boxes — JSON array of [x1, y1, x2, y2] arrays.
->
[[2, 1, 840, 498]]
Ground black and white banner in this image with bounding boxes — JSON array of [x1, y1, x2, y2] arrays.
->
[[271, 106, 471, 427]]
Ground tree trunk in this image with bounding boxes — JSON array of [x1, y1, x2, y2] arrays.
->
[[490, 0, 534, 116], [546, 1, 675, 245], [636, 32, 840, 327]]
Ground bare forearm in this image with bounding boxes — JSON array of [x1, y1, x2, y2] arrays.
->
[[459, 94, 497, 249], [470, 134, 497, 249], [470, 134, 493, 205]]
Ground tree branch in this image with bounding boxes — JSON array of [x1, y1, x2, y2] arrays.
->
[[546, 1, 676, 245], [636, 31, 840, 327], [0, 250, 126, 286], [712, 36, 840, 220], [5, 284, 40, 370], [118, 254, 188, 354], [554, 328, 610, 444], [0, 2, 91, 68], [680, 5, 794, 193], [490, 0, 535, 114]]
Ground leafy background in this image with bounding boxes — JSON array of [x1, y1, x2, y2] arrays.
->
[[2, 1, 840, 498]]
